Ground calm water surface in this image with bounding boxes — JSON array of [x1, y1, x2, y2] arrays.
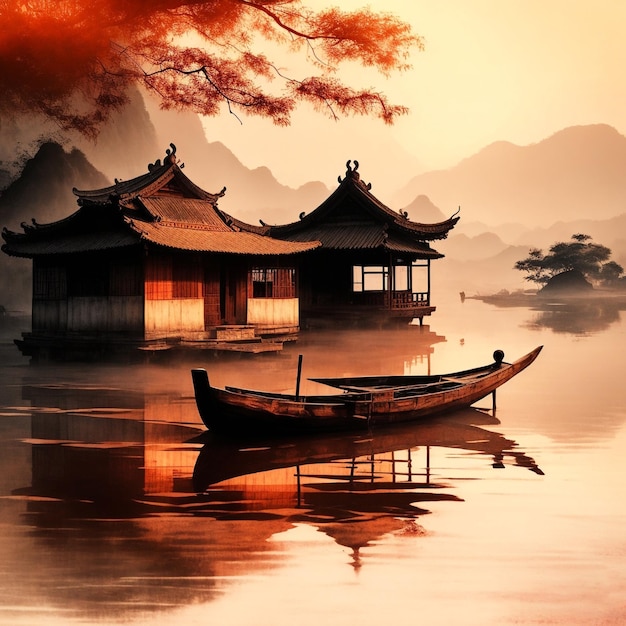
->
[[0, 294, 625, 625]]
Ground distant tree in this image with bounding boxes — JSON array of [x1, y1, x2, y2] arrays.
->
[[0, 1, 421, 137], [514, 234, 624, 285], [598, 261, 625, 286]]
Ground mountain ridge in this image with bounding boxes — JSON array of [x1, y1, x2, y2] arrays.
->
[[394, 124, 626, 226]]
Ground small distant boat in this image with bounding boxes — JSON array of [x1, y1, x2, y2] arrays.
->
[[191, 346, 543, 436]]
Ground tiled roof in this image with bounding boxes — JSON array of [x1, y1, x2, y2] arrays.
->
[[135, 197, 232, 230], [3, 151, 447, 260], [280, 224, 386, 249], [280, 223, 441, 256], [126, 220, 319, 255], [383, 236, 442, 257]]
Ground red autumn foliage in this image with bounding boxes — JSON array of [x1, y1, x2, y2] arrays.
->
[[0, 0, 422, 136]]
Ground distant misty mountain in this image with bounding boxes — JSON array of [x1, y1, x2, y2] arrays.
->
[[0, 143, 110, 311], [438, 212, 626, 295], [394, 124, 626, 227], [72, 88, 161, 182], [0, 142, 110, 231], [141, 96, 329, 225], [400, 194, 447, 222], [444, 231, 509, 261], [0, 89, 330, 228], [433, 244, 532, 295]]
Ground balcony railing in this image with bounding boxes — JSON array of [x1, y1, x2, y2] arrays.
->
[[352, 291, 430, 309]]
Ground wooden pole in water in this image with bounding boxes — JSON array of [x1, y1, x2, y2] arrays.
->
[[295, 354, 303, 400], [492, 389, 497, 410]]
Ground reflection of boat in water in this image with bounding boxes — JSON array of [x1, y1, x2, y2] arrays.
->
[[191, 347, 543, 435], [14, 379, 544, 581], [192, 409, 544, 492], [192, 410, 543, 567]]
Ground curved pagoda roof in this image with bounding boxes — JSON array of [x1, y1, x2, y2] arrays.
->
[[259, 160, 459, 258], [2, 144, 319, 258]]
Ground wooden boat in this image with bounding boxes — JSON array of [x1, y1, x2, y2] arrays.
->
[[191, 346, 542, 436]]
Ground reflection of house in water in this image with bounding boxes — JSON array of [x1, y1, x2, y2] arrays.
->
[[2, 147, 458, 361], [22, 382, 203, 507], [14, 383, 295, 616], [290, 325, 447, 387]]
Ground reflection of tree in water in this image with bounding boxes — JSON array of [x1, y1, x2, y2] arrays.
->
[[524, 299, 622, 335]]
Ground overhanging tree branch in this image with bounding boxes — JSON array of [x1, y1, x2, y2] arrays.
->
[[0, 0, 422, 136]]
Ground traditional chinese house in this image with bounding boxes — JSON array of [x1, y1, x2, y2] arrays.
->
[[1, 145, 318, 360], [2, 147, 457, 360], [254, 160, 459, 327]]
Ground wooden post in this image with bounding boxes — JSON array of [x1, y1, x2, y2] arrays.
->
[[388, 254, 393, 310], [295, 354, 303, 400], [427, 259, 431, 307]]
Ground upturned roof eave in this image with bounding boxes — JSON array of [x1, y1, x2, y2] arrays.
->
[[393, 214, 461, 239], [1, 202, 125, 251]]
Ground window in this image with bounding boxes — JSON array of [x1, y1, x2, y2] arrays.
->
[[352, 266, 389, 292], [394, 265, 410, 291], [251, 268, 296, 298]]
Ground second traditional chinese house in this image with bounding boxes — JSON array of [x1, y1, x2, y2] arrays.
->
[[249, 160, 459, 327]]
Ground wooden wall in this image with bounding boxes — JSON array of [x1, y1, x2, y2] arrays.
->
[[145, 251, 205, 337], [32, 254, 145, 335], [144, 299, 204, 339], [247, 298, 299, 325], [31, 250, 302, 340], [33, 297, 145, 333]]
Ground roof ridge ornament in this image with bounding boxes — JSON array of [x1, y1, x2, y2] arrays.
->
[[337, 159, 372, 189], [165, 143, 177, 163], [147, 143, 178, 172]]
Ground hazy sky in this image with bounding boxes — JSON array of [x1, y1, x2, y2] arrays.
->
[[199, 0, 626, 196]]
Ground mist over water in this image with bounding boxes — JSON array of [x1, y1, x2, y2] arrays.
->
[[0, 292, 625, 625]]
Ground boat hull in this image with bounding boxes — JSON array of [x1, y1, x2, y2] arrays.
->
[[191, 346, 542, 436]]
